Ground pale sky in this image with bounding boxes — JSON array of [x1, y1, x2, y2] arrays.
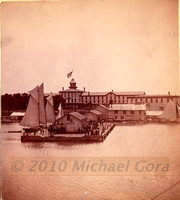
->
[[1, 0, 179, 95]]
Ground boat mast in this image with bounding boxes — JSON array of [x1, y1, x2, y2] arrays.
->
[[39, 83, 47, 127], [37, 86, 40, 127]]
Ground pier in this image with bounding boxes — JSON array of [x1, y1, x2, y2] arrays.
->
[[21, 123, 115, 143]]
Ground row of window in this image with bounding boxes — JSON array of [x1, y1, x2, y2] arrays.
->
[[114, 110, 144, 114], [66, 98, 126, 104], [63, 93, 79, 98], [66, 98, 173, 104], [66, 99, 77, 103], [82, 96, 127, 101], [85, 97, 176, 104], [62, 93, 179, 104], [114, 116, 144, 120], [129, 97, 173, 103], [83, 99, 125, 104]]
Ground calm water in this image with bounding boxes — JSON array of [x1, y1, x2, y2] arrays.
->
[[1, 123, 180, 200]]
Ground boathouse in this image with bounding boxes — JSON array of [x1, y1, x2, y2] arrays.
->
[[108, 104, 146, 121], [96, 104, 109, 120], [10, 112, 25, 122], [84, 110, 103, 122], [56, 112, 87, 132]]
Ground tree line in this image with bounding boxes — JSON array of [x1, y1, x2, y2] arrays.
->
[[1, 93, 65, 114]]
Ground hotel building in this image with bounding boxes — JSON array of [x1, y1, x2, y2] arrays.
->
[[59, 79, 147, 109], [59, 79, 180, 111]]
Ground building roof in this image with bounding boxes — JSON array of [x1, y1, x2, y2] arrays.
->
[[10, 112, 25, 116], [44, 93, 59, 97], [90, 110, 102, 116], [114, 92, 145, 96], [97, 104, 109, 110], [127, 95, 180, 98], [70, 112, 86, 121], [109, 104, 146, 111], [81, 92, 107, 96], [146, 111, 163, 116], [81, 91, 145, 96], [59, 88, 84, 93], [85, 114, 95, 121]]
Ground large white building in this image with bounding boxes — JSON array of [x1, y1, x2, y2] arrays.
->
[[59, 79, 146, 109], [59, 79, 180, 109]]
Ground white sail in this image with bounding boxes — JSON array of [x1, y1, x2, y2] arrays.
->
[[20, 86, 39, 127], [45, 93, 55, 123], [158, 100, 177, 121], [56, 103, 64, 119], [39, 83, 47, 125]]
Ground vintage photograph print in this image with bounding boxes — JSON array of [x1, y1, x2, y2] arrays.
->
[[1, 0, 180, 199]]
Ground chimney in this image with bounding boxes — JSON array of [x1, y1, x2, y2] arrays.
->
[[84, 87, 85, 92], [88, 91, 90, 96], [112, 90, 113, 93], [168, 91, 170, 95], [62, 87, 64, 91]]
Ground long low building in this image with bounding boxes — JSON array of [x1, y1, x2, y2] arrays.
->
[[10, 112, 25, 121], [108, 104, 146, 121], [96, 99, 178, 122], [96, 104, 146, 121]]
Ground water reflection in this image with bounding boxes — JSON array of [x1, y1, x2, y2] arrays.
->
[[2, 123, 180, 200]]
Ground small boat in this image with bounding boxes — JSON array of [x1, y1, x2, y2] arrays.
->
[[8, 130, 22, 133]]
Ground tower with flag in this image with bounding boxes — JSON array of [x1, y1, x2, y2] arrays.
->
[[59, 78, 85, 110]]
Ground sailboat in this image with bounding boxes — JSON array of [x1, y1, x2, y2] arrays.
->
[[56, 102, 64, 120], [20, 83, 47, 134], [45, 92, 56, 124]]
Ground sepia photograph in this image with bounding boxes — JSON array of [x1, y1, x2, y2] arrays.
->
[[1, 0, 180, 199]]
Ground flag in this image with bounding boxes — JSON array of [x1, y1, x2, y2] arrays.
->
[[67, 70, 73, 78]]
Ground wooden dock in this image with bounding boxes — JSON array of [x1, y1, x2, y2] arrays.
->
[[21, 123, 115, 143]]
